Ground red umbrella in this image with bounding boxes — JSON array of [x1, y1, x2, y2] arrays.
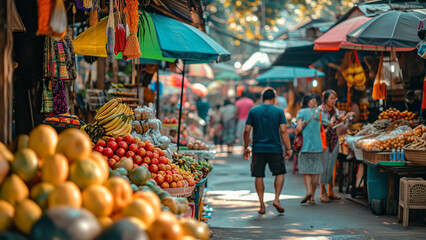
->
[[314, 16, 414, 51]]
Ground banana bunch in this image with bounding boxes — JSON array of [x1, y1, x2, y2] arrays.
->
[[94, 99, 134, 138], [81, 124, 105, 143]]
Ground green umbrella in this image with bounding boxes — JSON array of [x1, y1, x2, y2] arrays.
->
[[215, 71, 241, 81]]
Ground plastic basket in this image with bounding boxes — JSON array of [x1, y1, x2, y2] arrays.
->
[[162, 185, 195, 197], [42, 115, 86, 133]]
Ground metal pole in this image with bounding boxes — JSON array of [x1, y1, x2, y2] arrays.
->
[[177, 61, 186, 149], [156, 70, 160, 119]]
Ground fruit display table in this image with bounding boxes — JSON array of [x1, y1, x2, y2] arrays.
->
[[191, 177, 208, 220]]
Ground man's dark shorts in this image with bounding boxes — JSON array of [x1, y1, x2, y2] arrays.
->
[[251, 153, 287, 177]]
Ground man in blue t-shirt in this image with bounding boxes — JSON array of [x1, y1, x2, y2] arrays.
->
[[244, 87, 292, 215]]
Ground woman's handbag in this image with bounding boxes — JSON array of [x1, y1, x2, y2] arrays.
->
[[293, 109, 317, 152], [319, 112, 327, 151]]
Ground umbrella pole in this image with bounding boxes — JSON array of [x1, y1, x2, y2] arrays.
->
[[177, 61, 186, 149], [156, 70, 160, 119]]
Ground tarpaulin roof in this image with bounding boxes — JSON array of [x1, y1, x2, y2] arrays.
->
[[273, 44, 325, 68]]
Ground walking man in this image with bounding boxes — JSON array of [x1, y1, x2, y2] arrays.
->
[[243, 88, 292, 214]]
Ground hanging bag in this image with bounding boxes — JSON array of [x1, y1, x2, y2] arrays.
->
[[53, 80, 68, 114], [41, 80, 53, 113], [293, 109, 317, 152], [372, 53, 387, 100], [319, 112, 327, 151]]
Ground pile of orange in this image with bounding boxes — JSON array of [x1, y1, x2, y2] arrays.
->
[[45, 114, 80, 125]]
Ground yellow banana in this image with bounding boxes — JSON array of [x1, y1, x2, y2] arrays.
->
[[106, 119, 127, 136], [95, 100, 117, 119], [98, 113, 122, 125], [109, 119, 131, 138], [95, 101, 119, 120], [104, 118, 125, 132], [96, 104, 122, 121]]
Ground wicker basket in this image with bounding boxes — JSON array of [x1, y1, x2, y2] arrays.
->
[[403, 148, 426, 166], [363, 150, 390, 164], [162, 185, 195, 197]]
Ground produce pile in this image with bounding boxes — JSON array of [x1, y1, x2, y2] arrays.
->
[[82, 99, 133, 143], [173, 153, 213, 182], [44, 113, 82, 125], [351, 119, 391, 136], [378, 108, 416, 122], [0, 125, 210, 240], [404, 125, 426, 150], [187, 140, 210, 150]]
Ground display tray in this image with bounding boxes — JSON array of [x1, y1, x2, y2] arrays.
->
[[162, 185, 195, 197], [379, 161, 406, 166]]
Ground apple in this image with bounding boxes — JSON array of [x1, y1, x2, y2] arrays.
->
[[144, 140, 151, 145], [133, 163, 138, 169], [170, 182, 177, 188], [151, 173, 157, 179], [118, 141, 128, 151], [129, 143, 138, 153], [166, 170, 173, 176], [142, 157, 151, 165], [153, 153, 159, 159], [126, 151, 135, 159], [172, 170, 178, 174], [166, 165, 171, 171], [107, 158, 116, 168], [149, 164, 158, 173], [163, 117, 169, 124], [116, 136, 123, 142], [94, 146, 104, 154], [112, 155, 120, 162], [172, 174, 180, 182], [161, 182, 169, 189], [137, 142, 146, 148], [165, 175, 173, 184], [103, 148, 114, 158], [176, 181, 183, 188], [178, 175, 183, 181], [157, 171, 166, 177], [116, 148, 126, 158], [142, 163, 150, 170], [107, 141, 118, 151], [146, 143, 155, 152], [151, 158, 159, 165], [153, 149, 159, 155], [167, 159, 172, 165], [96, 140, 106, 148], [107, 138, 116, 142], [187, 178, 195, 186], [158, 163, 166, 172], [137, 148, 147, 157], [171, 164, 176, 170], [159, 156, 168, 165], [124, 135, 134, 145], [158, 150, 165, 157], [134, 155, 143, 165], [155, 174, 165, 184], [171, 117, 177, 124], [146, 151, 153, 159]]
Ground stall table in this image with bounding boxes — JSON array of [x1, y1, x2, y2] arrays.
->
[[191, 177, 208, 220]]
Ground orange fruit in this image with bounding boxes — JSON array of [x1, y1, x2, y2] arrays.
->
[[98, 216, 114, 229], [13, 199, 42, 234], [28, 124, 58, 158], [12, 148, 39, 181], [0, 200, 14, 231], [69, 159, 104, 189], [148, 212, 182, 240], [0, 174, 29, 206], [89, 152, 109, 184], [180, 217, 210, 240], [82, 185, 113, 217], [133, 191, 162, 215], [30, 182, 54, 209], [0, 157, 10, 186], [122, 199, 156, 227], [55, 128, 91, 162], [104, 177, 132, 212], [72, 119, 80, 125], [48, 181, 82, 208], [41, 153, 69, 185]]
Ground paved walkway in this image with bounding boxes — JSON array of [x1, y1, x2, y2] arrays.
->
[[206, 147, 426, 239]]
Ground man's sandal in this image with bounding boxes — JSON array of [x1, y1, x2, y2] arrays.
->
[[329, 193, 341, 200]]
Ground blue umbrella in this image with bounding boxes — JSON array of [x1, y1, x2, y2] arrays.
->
[[256, 67, 324, 82]]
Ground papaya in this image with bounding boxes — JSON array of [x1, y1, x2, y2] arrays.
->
[[12, 148, 39, 181], [28, 124, 58, 158], [0, 174, 29, 206], [13, 199, 42, 234], [41, 153, 68, 185]]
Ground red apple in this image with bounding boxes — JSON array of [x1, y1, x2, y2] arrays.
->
[[137, 148, 146, 157], [158, 150, 165, 157], [171, 164, 176, 170], [166, 165, 171, 171], [107, 138, 116, 142], [166, 170, 173, 176], [107, 141, 118, 152], [133, 163, 138, 169], [176, 181, 183, 188], [163, 117, 169, 124], [146, 151, 153, 159], [153, 153, 159, 159], [142, 163, 149, 170], [137, 142, 146, 148], [171, 117, 177, 124], [144, 140, 151, 145], [146, 143, 155, 152], [157, 171, 166, 177], [94, 146, 104, 154], [159, 156, 168, 165], [116, 148, 126, 158], [103, 148, 114, 158], [129, 143, 138, 153], [151, 173, 157, 179], [149, 164, 158, 173], [172, 170, 178, 174], [167, 159, 172, 165], [107, 158, 116, 168], [170, 182, 177, 188], [142, 157, 151, 165], [158, 163, 166, 172], [165, 175, 173, 184], [178, 175, 183, 181], [155, 174, 165, 185], [151, 158, 159, 165], [96, 140, 106, 148], [134, 155, 142, 165], [116, 136, 123, 142], [112, 155, 120, 162], [118, 141, 128, 151], [161, 182, 169, 189], [172, 174, 180, 182], [126, 151, 135, 159], [153, 149, 159, 155], [124, 135, 134, 145]]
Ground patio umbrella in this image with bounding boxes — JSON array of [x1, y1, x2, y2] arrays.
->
[[215, 71, 241, 81], [347, 11, 426, 49], [256, 67, 324, 82], [191, 83, 208, 97]]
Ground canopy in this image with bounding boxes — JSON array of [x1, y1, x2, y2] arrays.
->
[[214, 71, 240, 81], [273, 44, 325, 68], [256, 67, 324, 82], [347, 11, 426, 49], [190, 83, 208, 97], [188, 64, 214, 79], [314, 16, 371, 51]]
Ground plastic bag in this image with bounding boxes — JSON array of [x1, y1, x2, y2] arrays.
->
[[357, 126, 410, 151], [148, 119, 162, 131], [372, 53, 387, 100], [140, 106, 156, 120], [37, 0, 53, 35], [50, 0, 67, 35], [157, 136, 171, 150]]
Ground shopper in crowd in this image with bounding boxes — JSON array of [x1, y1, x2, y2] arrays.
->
[[276, 91, 288, 110], [318, 90, 353, 203], [296, 94, 335, 205], [195, 95, 210, 134], [219, 99, 237, 154], [209, 104, 224, 152], [235, 91, 254, 145], [243, 88, 292, 214]]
